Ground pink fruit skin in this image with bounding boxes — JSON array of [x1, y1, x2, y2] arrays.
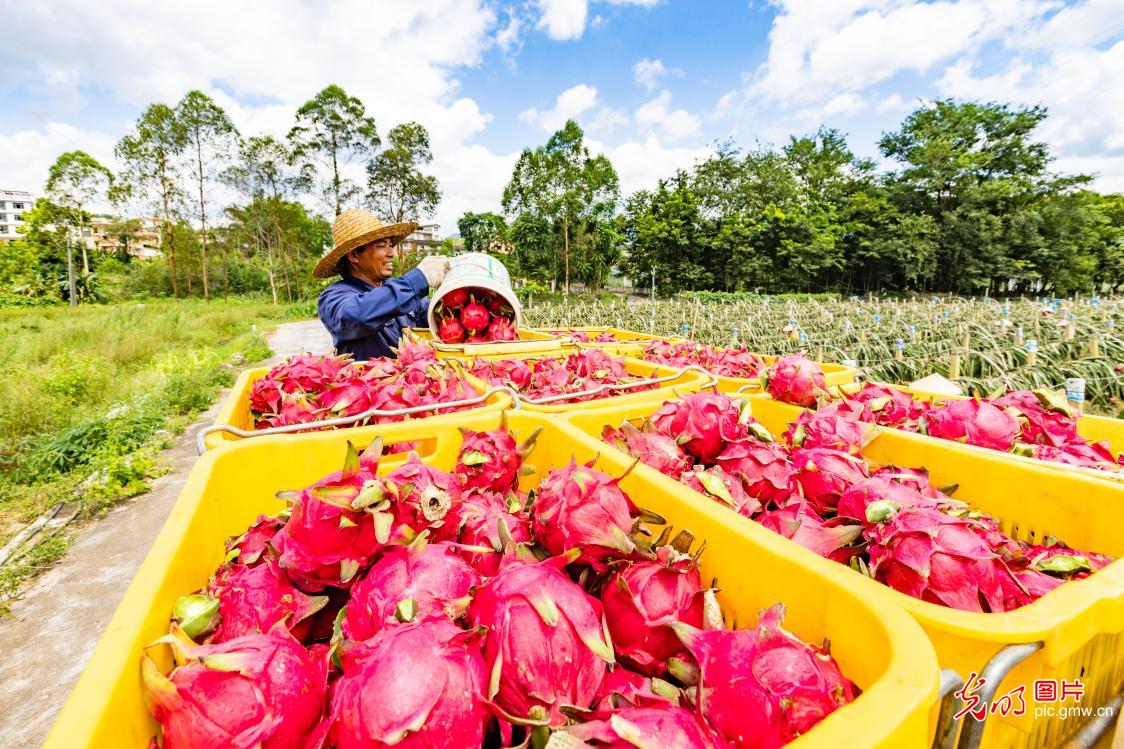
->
[[225, 513, 285, 567], [383, 455, 465, 543], [143, 627, 329, 749], [835, 477, 947, 522], [438, 314, 466, 344], [455, 492, 533, 576], [561, 705, 732, 748], [487, 316, 518, 342], [864, 506, 1017, 613], [455, 427, 526, 493], [328, 618, 488, 749], [784, 408, 868, 455], [602, 547, 706, 675], [681, 466, 763, 518], [459, 298, 491, 332], [441, 287, 469, 309], [923, 399, 1020, 451], [790, 447, 869, 515], [765, 354, 825, 408], [603, 423, 692, 480], [343, 541, 481, 641], [674, 603, 857, 749], [468, 557, 614, 725], [713, 439, 796, 508], [209, 557, 326, 644], [532, 460, 641, 571], [756, 503, 863, 563], [991, 390, 1078, 447], [650, 392, 750, 464]]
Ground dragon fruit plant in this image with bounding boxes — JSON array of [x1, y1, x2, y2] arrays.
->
[[470, 350, 660, 405], [641, 339, 767, 379], [600, 391, 1114, 614], [249, 345, 482, 432], [433, 287, 518, 343], [148, 421, 861, 749]]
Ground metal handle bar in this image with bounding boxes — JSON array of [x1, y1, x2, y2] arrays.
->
[[956, 642, 1043, 749], [196, 385, 521, 454], [516, 364, 718, 406]]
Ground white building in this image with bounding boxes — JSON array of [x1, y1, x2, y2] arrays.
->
[[0, 189, 34, 242], [400, 223, 442, 254]]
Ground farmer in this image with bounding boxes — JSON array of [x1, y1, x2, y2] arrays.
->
[[315, 208, 450, 359]]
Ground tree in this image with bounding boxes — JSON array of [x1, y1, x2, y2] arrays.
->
[[222, 134, 308, 200], [457, 212, 508, 254], [176, 90, 238, 300], [366, 122, 440, 222], [289, 84, 380, 216], [45, 150, 113, 305], [502, 120, 620, 293], [115, 103, 188, 296]]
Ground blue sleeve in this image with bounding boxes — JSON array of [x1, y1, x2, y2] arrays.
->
[[318, 269, 430, 343]]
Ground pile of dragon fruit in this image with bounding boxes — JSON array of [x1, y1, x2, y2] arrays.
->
[[434, 287, 518, 343], [469, 349, 660, 405], [546, 328, 619, 343], [759, 352, 1122, 471], [602, 390, 1114, 614], [248, 342, 477, 431], [145, 423, 858, 749], [641, 340, 767, 380]]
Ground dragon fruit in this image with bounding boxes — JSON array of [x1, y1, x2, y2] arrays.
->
[[1030, 441, 1120, 470], [681, 465, 763, 518], [272, 352, 350, 394], [142, 624, 329, 749], [203, 557, 328, 644], [531, 459, 650, 571], [437, 312, 466, 344], [568, 349, 628, 380], [224, 513, 286, 567], [471, 358, 533, 390], [602, 422, 692, 479], [260, 391, 320, 429], [999, 566, 1067, 610], [376, 454, 465, 543], [1019, 540, 1113, 577], [455, 491, 533, 576], [249, 377, 285, 417], [869, 466, 949, 499], [757, 503, 864, 563], [713, 439, 796, 508], [316, 375, 373, 419], [395, 336, 437, 366], [864, 505, 1018, 612], [602, 546, 706, 675], [672, 603, 857, 748], [791, 447, 869, 515], [273, 443, 385, 590], [783, 407, 868, 455], [460, 297, 491, 332], [992, 389, 1077, 447], [763, 354, 825, 408], [558, 705, 731, 748], [593, 668, 682, 711], [649, 392, 750, 464], [328, 618, 488, 749], [835, 477, 953, 523], [487, 316, 518, 341], [468, 555, 615, 725], [921, 399, 1020, 452], [845, 383, 928, 427], [343, 537, 481, 642], [455, 422, 541, 493], [441, 287, 468, 309]]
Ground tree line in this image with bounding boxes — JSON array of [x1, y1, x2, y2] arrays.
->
[[3, 85, 441, 305], [464, 100, 1123, 297]]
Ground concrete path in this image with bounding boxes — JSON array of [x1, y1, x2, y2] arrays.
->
[[0, 319, 330, 748]]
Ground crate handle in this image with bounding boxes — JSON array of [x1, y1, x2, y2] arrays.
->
[[955, 641, 1043, 749], [735, 380, 765, 393], [196, 385, 521, 455], [1056, 693, 1123, 748], [931, 669, 965, 749], [516, 364, 718, 406]]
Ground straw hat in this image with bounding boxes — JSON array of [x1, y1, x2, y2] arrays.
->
[[313, 209, 420, 278]]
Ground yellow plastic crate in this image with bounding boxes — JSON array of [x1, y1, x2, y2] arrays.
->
[[458, 350, 716, 414], [821, 383, 1124, 483], [563, 395, 1124, 749], [408, 326, 562, 358], [45, 411, 939, 749], [203, 365, 512, 451]]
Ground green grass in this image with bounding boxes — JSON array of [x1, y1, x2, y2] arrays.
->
[[0, 299, 296, 600]]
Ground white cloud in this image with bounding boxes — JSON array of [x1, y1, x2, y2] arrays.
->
[[588, 135, 712, 195], [875, 93, 910, 113], [634, 90, 702, 143], [1019, 0, 1124, 49], [0, 123, 118, 204], [605, 0, 663, 5], [519, 84, 601, 131], [632, 58, 683, 92], [496, 14, 524, 52], [535, 0, 588, 40]]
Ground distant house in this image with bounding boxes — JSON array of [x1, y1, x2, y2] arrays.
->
[[399, 223, 442, 255], [87, 216, 163, 259], [0, 189, 34, 242]]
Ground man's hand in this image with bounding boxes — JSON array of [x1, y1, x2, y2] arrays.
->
[[417, 256, 450, 288]]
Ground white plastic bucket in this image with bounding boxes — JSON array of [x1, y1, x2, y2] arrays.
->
[[427, 253, 522, 338]]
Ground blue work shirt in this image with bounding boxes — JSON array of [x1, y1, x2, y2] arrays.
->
[[317, 267, 431, 360]]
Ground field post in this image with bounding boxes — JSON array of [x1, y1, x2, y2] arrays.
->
[[1088, 337, 1100, 358], [1025, 339, 1038, 368]]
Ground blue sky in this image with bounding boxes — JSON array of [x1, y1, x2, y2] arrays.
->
[[2, 0, 1122, 231]]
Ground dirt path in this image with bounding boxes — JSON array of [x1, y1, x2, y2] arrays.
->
[[0, 319, 330, 748]]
